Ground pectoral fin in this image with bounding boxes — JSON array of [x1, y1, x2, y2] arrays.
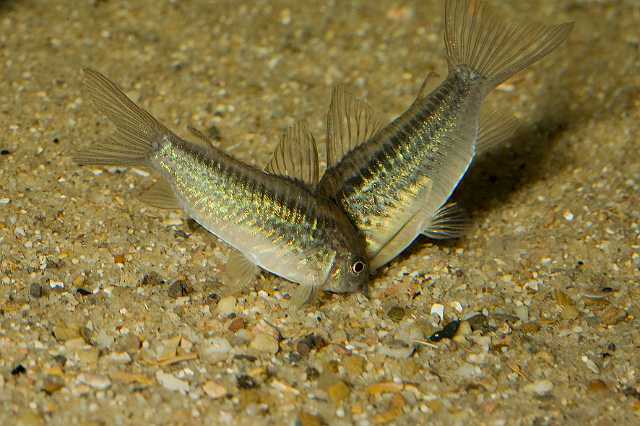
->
[[222, 249, 260, 293]]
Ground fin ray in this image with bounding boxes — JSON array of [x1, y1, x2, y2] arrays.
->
[[477, 107, 520, 154], [139, 180, 181, 209], [444, 0, 573, 94], [421, 202, 468, 240], [326, 85, 383, 169], [73, 69, 171, 166], [265, 120, 320, 187], [222, 249, 260, 293]]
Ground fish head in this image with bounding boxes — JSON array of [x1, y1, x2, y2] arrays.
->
[[323, 251, 369, 294]]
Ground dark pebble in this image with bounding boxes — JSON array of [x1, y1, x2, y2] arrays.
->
[[305, 367, 320, 380], [429, 320, 461, 342], [236, 374, 258, 389], [168, 279, 192, 298], [387, 306, 405, 322], [140, 272, 164, 286], [623, 387, 640, 400], [76, 288, 92, 296], [296, 334, 327, 356], [1, 149, 10, 155], [11, 364, 26, 375], [233, 354, 257, 362], [288, 352, 303, 363], [29, 283, 43, 298], [53, 355, 67, 366], [467, 314, 494, 333]]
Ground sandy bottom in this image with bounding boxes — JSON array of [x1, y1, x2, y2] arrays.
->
[[0, 0, 638, 424]]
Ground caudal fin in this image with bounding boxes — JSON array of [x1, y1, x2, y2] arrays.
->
[[444, 0, 573, 94], [73, 69, 169, 166]]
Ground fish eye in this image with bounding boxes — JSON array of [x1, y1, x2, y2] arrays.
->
[[350, 260, 366, 275]]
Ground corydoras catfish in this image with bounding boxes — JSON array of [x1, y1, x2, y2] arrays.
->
[[74, 69, 369, 303], [317, 0, 573, 269]]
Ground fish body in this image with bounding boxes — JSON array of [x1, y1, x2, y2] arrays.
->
[[74, 70, 369, 298], [318, 0, 573, 269]]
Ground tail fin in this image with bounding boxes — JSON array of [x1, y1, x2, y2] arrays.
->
[[73, 69, 169, 166], [444, 0, 573, 94]]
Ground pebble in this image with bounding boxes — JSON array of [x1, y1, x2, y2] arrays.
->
[[228, 317, 245, 332], [77, 373, 111, 390], [378, 340, 415, 359], [455, 362, 483, 379], [250, 333, 279, 354], [327, 380, 350, 405], [587, 379, 608, 393], [581, 356, 600, 374], [106, 352, 132, 364], [514, 305, 529, 323], [42, 375, 65, 394], [523, 379, 553, 396], [600, 306, 626, 326], [199, 337, 232, 363], [203, 380, 227, 399], [343, 355, 365, 377], [168, 279, 192, 298], [156, 371, 189, 393], [298, 412, 323, 426], [387, 306, 406, 322], [216, 296, 236, 316], [29, 283, 43, 298], [430, 303, 445, 321]]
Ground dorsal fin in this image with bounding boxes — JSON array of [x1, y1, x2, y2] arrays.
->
[[414, 71, 440, 102], [139, 180, 181, 209], [477, 107, 521, 155], [265, 120, 320, 187], [187, 125, 217, 149], [326, 85, 383, 169]]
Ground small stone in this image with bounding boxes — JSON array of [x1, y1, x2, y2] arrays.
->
[[514, 305, 529, 322], [296, 334, 327, 356], [524, 380, 553, 396], [378, 340, 415, 359], [140, 272, 164, 286], [327, 381, 350, 405], [113, 254, 126, 264], [453, 320, 472, 343], [466, 314, 491, 333], [387, 306, 406, 322], [587, 379, 608, 393], [156, 335, 181, 359], [203, 380, 227, 399], [250, 333, 279, 354], [455, 362, 483, 379], [77, 373, 111, 390], [13, 412, 44, 426], [76, 348, 99, 367], [216, 296, 236, 316], [200, 337, 232, 363], [53, 325, 80, 342], [430, 320, 460, 342], [106, 352, 132, 364], [344, 355, 365, 377], [236, 374, 258, 389], [521, 322, 541, 334], [430, 303, 445, 321], [581, 356, 600, 374], [42, 375, 65, 394], [94, 331, 114, 349], [228, 317, 245, 332], [29, 283, 43, 298], [555, 290, 579, 320], [600, 307, 626, 326], [168, 279, 192, 298], [298, 411, 324, 426], [115, 334, 140, 353], [156, 371, 189, 393]]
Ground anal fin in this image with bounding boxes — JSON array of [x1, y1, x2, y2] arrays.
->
[[421, 202, 468, 240], [140, 180, 181, 209], [222, 249, 260, 293], [477, 107, 521, 155]]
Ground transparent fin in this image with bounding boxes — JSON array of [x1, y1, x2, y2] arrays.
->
[[187, 125, 217, 150], [73, 69, 171, 166], [290, 284, 320, 308], [326, 85, 383, 169], [221, 249, 260, 293], [139, 180, 181, 209], [414, 71, 440, 102], [476, 107, 521, 155], [369, 179, 434, 271], [444, 0, 574, 94], [421, 202, 468, 240], [265, 120, 320, 187]]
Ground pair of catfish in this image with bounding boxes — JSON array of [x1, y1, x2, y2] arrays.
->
[[74, 0, 573, 304]]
